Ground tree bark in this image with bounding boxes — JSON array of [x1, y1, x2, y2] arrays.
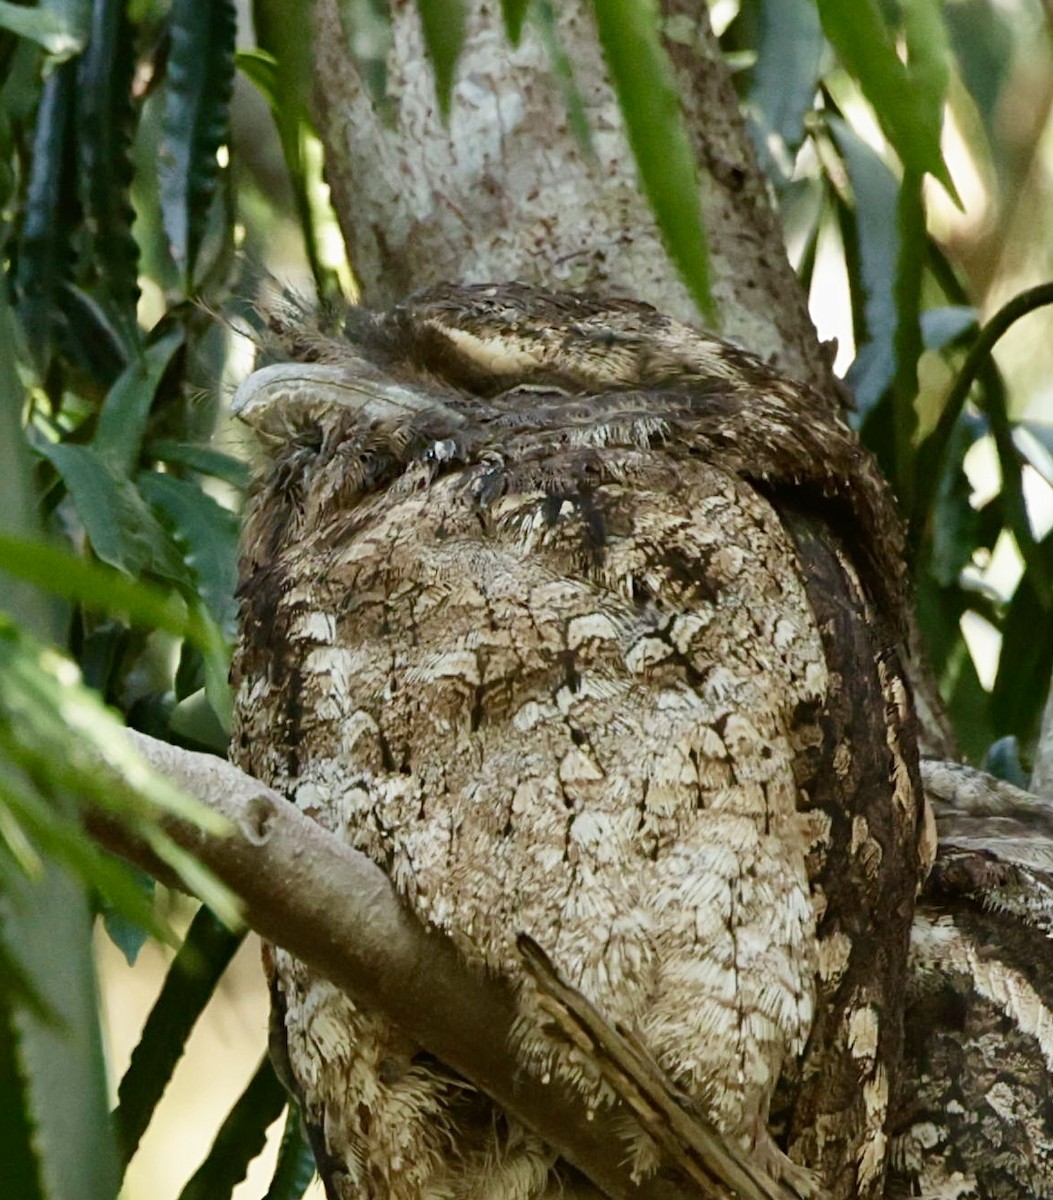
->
[[310, 0, 833, 389]]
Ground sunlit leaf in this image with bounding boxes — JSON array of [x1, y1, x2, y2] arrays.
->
[[0, 0, 89, 58], [815, 0, 957, 199], [158, 0, 237, 284], [0, 614, 237, 922], [0, 772, 174, 949], [416, 0, 466, 117], [114, 905, 244, 1163], [591, 0, 713, 321], [178, 1058, 288, 1200]]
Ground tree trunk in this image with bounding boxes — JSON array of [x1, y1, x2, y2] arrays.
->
[[310, 0, 834, 390]]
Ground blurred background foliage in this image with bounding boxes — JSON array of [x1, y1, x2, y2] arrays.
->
[[0, 0, 1051, 1197]]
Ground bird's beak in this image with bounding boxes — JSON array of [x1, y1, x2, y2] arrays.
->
[[231, 361, 464, 437]]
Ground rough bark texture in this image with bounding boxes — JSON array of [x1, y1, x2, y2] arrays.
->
[[309, 0, 832, 391]]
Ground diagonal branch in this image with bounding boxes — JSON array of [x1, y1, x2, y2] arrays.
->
[[90, 730, 700, 1200]]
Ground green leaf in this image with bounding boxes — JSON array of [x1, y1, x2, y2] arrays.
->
[[890, 170, 924, 506], [815, 0, 957, 199], [749, 0, 822, 162], [991, 569, 1053, 742], [0, 987, 45, 1200], [928, 417, 983, 589], [0, 535, 214, 652], [591, 0, 713, 322], [263, 1105, 316, 1200], [0, 769, 175, 949], [93, 329, 186, 473], [168, 687, 230, 752], [178, 1058, 288, 1200], [158, 0, 237, 285], [75, 0, 140, 332], [831, 119, 899, 413], [146, 439, 253, 490], [15, 62, 76, 370], [499, 0, 530, 45], [137, 471, 239, 632], [0, 0, 89, 58], [533, 0, 591, 155], [0, 534, 233, 730], [36, 442, 190, 583], [249, 2, 343, 298], [99, 868, 155, 965], [114, 905, 244, 1163], [416, 0, 466, 117], [1, 860, 120, 1200], [0, 613, 238, 922]]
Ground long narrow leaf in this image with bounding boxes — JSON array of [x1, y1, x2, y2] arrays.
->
[[75, 0, 140, 332], [263, 1105, 316, 1200], [815, 0, 957, 198], [0, 986, 45, 1200], [159, 0, 236, 286], [146, 439, 253, 490], [1, 861, 120, 1200], [499, 0, 529, 45], [750, 0, 823, 162], [114, 905, 244, 1163], [416, 0, 466, 117], [591, 0, 713, 321], [178, 1057, 288, 1200], [890, 170, 925, 506], [831, 119, 899, 414], [0, 535, 209, 650], [15, 62, 76, 369]]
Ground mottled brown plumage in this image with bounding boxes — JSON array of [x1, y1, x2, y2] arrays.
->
[[230, 283, 924, 1200]]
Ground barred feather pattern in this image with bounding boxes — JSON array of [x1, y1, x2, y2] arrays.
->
[[231, 283, 920, 1200]]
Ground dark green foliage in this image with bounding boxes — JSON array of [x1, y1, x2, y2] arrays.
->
[[159, 0, 236, 288], [262, 1107, 317, 1200], [114, 906, 244, 1164], [176, 1057, 290, 1200]]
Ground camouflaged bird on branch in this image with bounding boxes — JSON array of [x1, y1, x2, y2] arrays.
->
[[228, 283, 1051, 1200]]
